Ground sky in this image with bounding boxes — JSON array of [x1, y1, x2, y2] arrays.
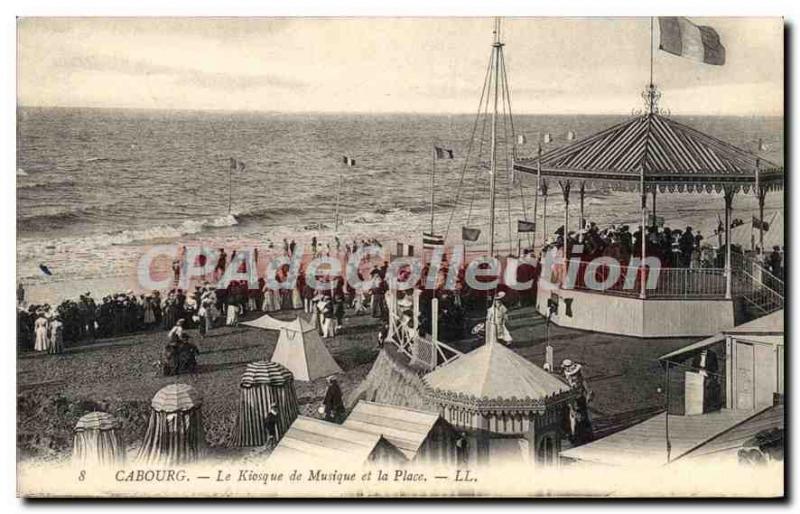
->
[[17, 17, 784, 115]]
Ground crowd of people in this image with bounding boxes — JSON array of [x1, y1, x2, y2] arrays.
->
[[542, 221, 712, 269]]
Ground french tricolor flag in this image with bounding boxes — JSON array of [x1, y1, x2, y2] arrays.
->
[[658, 17, 726, 66]]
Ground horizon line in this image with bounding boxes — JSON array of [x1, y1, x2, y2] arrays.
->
[[16, 103, 784, 118]]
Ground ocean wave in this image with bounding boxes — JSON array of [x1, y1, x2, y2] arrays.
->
[[17, 177, 77, 192], [17, 168, 27, 176], [18, 214, 240, 257], [84, 157, 132, 164]]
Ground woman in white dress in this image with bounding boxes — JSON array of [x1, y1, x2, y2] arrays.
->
[[226, 301, 241, 327], [34, 314, 49, 352], [291, 284, 303, 310], [262, 284, 279, 312], [49, 315, 64, 354]]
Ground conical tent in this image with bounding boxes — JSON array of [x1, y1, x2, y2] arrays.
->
[[244, 314, 342, 381], [230, 361, 299, 447], [136, 383, 205, 465], [72, 411, 125, 467]]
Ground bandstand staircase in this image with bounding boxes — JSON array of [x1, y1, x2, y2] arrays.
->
[[732, 254, 784, 318]]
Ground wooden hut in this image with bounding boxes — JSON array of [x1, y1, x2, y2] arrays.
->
[[137, 383, 205, 465], [344, 401, 459, 464], [72, 411, 125, 467], [230, 360, 299, 447], [423, 340, 574, 466], [270, 416, 407, 466]]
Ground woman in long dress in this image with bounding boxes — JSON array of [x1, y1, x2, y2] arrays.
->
[[291, 284, 303, 310], [49, 316, 64, 354], [143, 296, 156, 326], [261, 284, 279, 312], [226, 301, 241, 327], [33, 314, 49, 352]]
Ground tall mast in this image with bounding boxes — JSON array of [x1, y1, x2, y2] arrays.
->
[[430, 146, 436, 234], [488, 17, 502, 257]]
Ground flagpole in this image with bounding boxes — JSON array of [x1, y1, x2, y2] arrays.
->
[[228, 160, 233, 215], [335, 174, 342, 233], [430, 146, 436, 236], [534, 144, 542, 248], [489, 18, 501, 258], [650, 17, 654, 87]]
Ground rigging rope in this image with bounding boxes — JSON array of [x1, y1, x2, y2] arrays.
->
[[443, 46, 494, 241]]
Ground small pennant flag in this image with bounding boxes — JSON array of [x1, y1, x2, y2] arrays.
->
[[461, 227, 481, 242], [229, 158, 246, 171], [342, 155, 356, 167], [517, 220, 536, 233], [434, 147, 454, 159], [423, 232, 445, 249], [516, 134, 527, 145], [752, 216, 770, 232], [658, 17, 725, 66]]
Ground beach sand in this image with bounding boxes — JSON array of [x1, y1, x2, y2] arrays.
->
[[17, 303, 694, 461]]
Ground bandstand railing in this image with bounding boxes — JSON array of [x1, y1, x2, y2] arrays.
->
[[566, 263, 730, 299]]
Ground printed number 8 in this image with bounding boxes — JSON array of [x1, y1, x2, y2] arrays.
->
[[78, 470, 86, 481]]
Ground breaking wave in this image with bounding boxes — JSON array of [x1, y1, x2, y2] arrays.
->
[[16, 177, 77, 192], [18, 214, 240, 257]]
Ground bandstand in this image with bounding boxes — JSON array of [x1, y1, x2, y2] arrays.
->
[[514, 85, 784, 338]]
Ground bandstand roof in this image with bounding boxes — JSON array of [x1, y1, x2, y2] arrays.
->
[[423, 342, 571, 410], [514, 113, 783, 194]]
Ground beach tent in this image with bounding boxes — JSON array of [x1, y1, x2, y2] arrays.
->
[[269, 416, 407, 466], [72, 411, 125, 467], [230, 361, 299, 447], [727, 211, 784, 251], [244, 314, 342, 381], [344, 401, 459, 463], [136, 383, 205, 465]]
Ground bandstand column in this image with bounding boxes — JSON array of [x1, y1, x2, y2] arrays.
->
[[560, 181, 571, 243], [758, 186, 767, 254], [640, 189, 647, 299], [724, 188, 735, 300], [541, 181, 549, 243], [651, 189, 657, 228], [579, 182, 586, 230]]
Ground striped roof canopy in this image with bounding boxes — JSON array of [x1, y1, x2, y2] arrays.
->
[[240, 360, 294, 388], [151, 383, 203, 412], [74, 411, 119, 431], [514, 113, 783, 194]]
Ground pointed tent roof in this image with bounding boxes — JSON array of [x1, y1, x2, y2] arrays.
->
[[270, 416, 407, 465], [423, 342, 572, 411], [343, 401, 450, 460], [514, 113, 783, 194], [244, 314, 342, 381]]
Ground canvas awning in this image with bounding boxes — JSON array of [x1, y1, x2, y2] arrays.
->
[[343, 401, 445, 460], [270, 416, 407, 464], [514, 113, 783, 194], [659, 310, 784, 361]]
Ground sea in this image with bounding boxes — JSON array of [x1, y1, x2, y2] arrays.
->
[[17, 107, 784, 303]]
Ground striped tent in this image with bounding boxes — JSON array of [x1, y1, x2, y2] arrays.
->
[[72, 411, 125, 467], [136, 383, 205, 465], [514, 112, 783, 193], [230, 361, 299, 447]]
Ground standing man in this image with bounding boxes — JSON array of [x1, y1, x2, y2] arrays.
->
[[322, 376, 345, 423], [265, 405, 280, 447], [16, 283, 25, 308]]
